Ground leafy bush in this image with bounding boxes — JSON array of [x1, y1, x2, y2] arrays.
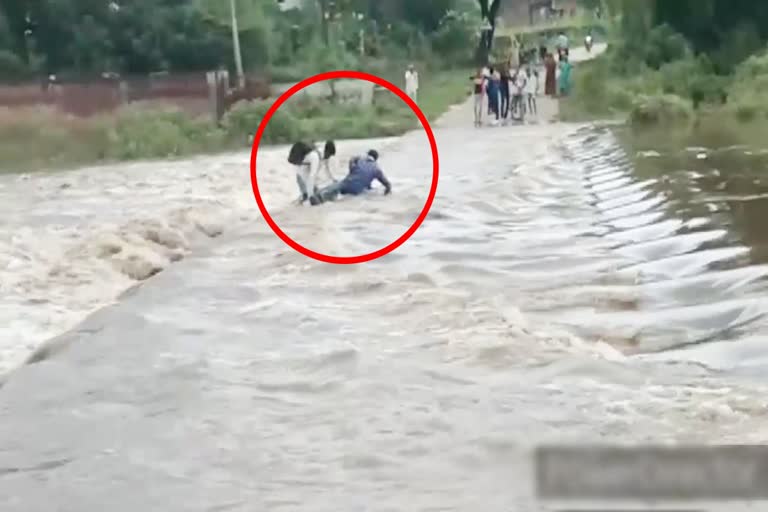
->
[[659, 56, 727, 107], [562, 58, 637, 118], [608, 23, 691, 75], [710, 23, 763, 74], [643, 24, 691, 69], [724, 47, 768, 121], [733, 49, 768, 82], [46, 103, 219, 162], [269, 65, 312, 83], [222, 99, 300, 144], [109, 106, 195, 159], [430, 9, 476, 66], [628, 94, 693, 126], [0, 65, 471, 171], [729, 96, 766, 122], [0, 50, 30, 79]]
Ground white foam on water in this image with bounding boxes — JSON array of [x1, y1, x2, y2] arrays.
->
[[0, 139, 390, 373]]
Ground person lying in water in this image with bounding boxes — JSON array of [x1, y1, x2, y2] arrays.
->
[[287, 140, 338, 205], [312, 149, 392, 205]]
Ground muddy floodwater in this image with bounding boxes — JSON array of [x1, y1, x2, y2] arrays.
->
[[2, 107, 768, 511]]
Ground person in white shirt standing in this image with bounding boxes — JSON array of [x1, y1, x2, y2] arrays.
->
[[525, 67, 538, 118], [512, 67, 527, 121], [557, 31, 570, 61], [405, 64, 419, 103], [287, 140, 338, 205]]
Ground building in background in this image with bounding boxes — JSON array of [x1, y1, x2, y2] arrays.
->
[[276, 0, 303, 11], [552, 0, 580, 17], [499, 0, 581, 27], [498, 0, 530, 27]]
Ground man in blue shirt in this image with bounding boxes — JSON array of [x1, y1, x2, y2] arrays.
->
[[310, 149, 392, 205]]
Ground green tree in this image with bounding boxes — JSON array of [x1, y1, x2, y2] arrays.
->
[[654, 0, 768, 72], [477, 0, 501, 64]]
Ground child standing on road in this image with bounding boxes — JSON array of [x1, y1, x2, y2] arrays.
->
[[512, 67, 527, 121], [525, 67, 538, 118], [491, 68, 502, 124], [486, 67, 501, 125], [558, 56, 572, 97], [471, 69, 486, 127], [500, 65, 511, 122], [405, 64, 419, 103], [287, 140, 338, 205]]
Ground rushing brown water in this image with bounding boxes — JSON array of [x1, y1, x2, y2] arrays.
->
[[525, 124, 767, 359], [2, 104, 768, 511]]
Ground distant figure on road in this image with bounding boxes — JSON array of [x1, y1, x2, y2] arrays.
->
[[558, 56, 572, 97], [525, 67, 538, 118], [287, 140, 337, 205], [512, 67, 528, 121], [500, 65, 511, 122], [585, 32, 593, 53], [471, 69, 486, 127], [544, 53, 557, 97], [487, 68, 501, 125], [557, 31, 569, 61], [405, 64, 419, 103], [315, 150, 392, 204], [510, 37, 521, 70]]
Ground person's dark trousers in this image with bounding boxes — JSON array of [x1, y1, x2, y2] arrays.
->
[[500, 86, 510, 119], [489, 90, 500, 120], [315, 181, 344, 204]]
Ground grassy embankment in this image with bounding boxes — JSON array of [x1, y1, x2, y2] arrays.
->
[[558, 36, 768, 130], [0, 66, 471, 174]]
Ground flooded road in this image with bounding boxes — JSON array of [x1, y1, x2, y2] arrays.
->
[[2, 102, 768, 511]]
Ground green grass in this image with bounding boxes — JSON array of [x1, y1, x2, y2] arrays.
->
[[558, 56, 645, 123], [416, 68, 474, 121], [221, 66, 472, 143], [559, 42, 768, 128], [0, 68, 471, 174]]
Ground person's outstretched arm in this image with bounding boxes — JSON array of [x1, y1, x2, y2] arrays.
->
[[322, 155, 338, 183], [374, 167, 392, 195], [304, 151, 321, 199], [295, 171, 309, 204]]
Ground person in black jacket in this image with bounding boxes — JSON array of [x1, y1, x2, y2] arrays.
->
[[499, 65, 511, 121], [314, 150, 391, 205], [287, 140, 337, 204]]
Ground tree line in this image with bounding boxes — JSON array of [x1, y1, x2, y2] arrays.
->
[[0, 0, 493, 81], [606, 0, 768, 73]]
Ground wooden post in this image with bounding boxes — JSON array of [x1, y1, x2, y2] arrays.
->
[[230, 0, 245, 89], [207, 71, 218, 124], [207, 70, 228, 125], [360, 82, 373, 106], [118, 81, 128, 106], [216, 71, 227, 122], [319, 0, 329, 46]]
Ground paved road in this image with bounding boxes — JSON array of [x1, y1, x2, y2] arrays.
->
[[436, 42, 606, 128]]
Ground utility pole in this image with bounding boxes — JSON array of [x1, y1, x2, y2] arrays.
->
[[230, 0, 245, 88], [320, 0, 330, 46], [357, 13, 365, 56], [529, 0, 534, 25]]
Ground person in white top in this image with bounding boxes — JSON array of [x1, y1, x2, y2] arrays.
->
[[405, 64, 419, 103], [287, 140, 338, 205], [512, 67, 527, 121], [525, 67, 538, 117], [510, 37, 520, 69]]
